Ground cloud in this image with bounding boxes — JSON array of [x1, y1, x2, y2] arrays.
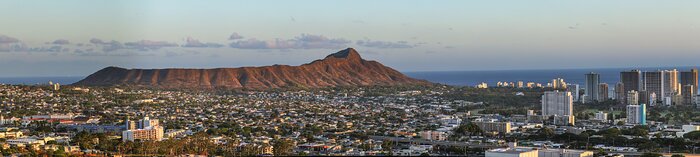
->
[[89, 38, 107, 44], [0, 35, 20, 43], [228, 33, 244, 40], [52, 39, 70, 45], [229, 34, 351, 49], [355, 40, 414, 49], [124, 40, 179, 51], [90, 38, 178, 52], [182, 37, 224, 48], [0, 43, 27, 52], [90, 38, 125, 52], [0, 35, 27, 52]]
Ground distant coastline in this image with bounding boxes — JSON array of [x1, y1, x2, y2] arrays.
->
[[406, 66, 698, 87], [2, 66, 697, 88]]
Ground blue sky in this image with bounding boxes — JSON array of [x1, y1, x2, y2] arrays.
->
[[1, 0, 699, 77]]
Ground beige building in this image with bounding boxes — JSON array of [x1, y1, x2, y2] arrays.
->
[[123, 117, 164, 142], [473, 121, 512, 134], [122, 126, 164, 142], [539, 149, 593, 157], [419, 131, 448, 141], [486, 148, 538, 157]]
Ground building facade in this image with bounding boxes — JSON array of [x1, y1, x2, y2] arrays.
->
[[598, 83, 609, 101], [627, 90, 639, 105], [541, 91, 575, 125], [643, 71, 664, 103], [620, 70, 642, 104], [585, 73, 600, 102], [681, 69, 698, 95], [626, 104, 646, 125]]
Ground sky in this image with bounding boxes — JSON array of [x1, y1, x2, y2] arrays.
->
[[1, 0, 699, 77]]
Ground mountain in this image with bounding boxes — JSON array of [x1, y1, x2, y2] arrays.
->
[[73, 48, 430, 89]]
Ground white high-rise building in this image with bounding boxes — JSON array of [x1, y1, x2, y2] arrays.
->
[[626, 104, 647, 125], [541, 90, 575, 125], [594, 111, 608, 121]]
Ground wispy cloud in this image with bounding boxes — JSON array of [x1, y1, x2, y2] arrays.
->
[[124, 40, 179, 51], [52, 39, 70, 45], [229, 34, 351, 49], [0, 35, 20, 43], [182, 37, 224, 48], [228, 33, 244, 40], [355, 40, 414, 49]]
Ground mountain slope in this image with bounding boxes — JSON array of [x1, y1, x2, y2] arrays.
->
[[73, 48, 429, 89]]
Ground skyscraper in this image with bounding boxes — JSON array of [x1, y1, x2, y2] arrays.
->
[[662, 69, 679, 98], [551, 78, 567, 89], [682, 85, 695, 106], [681, 69, 698, 94], [643, 71, 664, 102], [567, 84, 580, 102], [620, 70, 641, 104], [615, 82, 624, 101], [541, 90, 575, 125], [599, 83, 609, 101], [626, 104, 646, 125], [638, 90, 651, 106], [585, 72, 600, 102]]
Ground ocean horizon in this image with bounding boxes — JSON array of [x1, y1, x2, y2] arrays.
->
[[1, 66, 697, 87]]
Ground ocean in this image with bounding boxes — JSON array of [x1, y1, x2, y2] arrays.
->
[[0, 76, 84, 85], [0, 66, 697, 88], [404, 66, 699, 87]]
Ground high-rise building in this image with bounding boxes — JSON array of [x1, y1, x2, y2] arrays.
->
[[681, 69, 698, 94], [638, 90, 650, 106], [594, 111, 608, 121], [124, 116, 136, 130], [615, 82, 624, 101], [566, 84, 580, 102], [541, 91, 574, 125], [627, 90, 639, 105], [53, 83, 60, 91], [643, 71, 664, 102], [662, 69, 679, 98], [551, 78, 567, 89], [620, 70, 642, 104], [598, 83, 609, 101], [476, 82, 488, 89], [585, 72, 600, 102], [626, 104, 647, 125], [517, 81, 524, 88], [682, 85, 695, 106], [138, 117, 160, 129]]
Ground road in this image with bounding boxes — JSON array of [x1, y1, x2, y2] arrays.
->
[[369, 135, 502, 149]]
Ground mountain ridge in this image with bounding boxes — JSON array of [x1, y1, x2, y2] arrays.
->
[[73, 48, 430, 89]]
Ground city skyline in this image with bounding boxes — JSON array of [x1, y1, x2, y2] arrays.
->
[[1, 0, 700, 77]]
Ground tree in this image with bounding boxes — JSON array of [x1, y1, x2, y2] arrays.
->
[[537, 127, 555, 140], [671, 154, 685, 157], [381, 140, 394, 152], [453, 122, 483, 138], [684, 131, 700, 140], [640, 153, 662, 157], [273, 139, 295, 156]]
